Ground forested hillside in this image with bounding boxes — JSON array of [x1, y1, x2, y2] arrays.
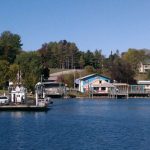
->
[[0, 31, 150, 91]]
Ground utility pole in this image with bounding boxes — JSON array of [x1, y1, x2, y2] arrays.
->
[[74, 66, 75, 90], [41, 75, 43, 83]]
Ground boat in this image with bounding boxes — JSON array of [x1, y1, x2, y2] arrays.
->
[[36, 81, 66, 98], [0, 82, 52, 112]]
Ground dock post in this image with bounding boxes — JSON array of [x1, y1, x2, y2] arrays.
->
[[35, 92, 38, 106], [127, 85, 129, 99]]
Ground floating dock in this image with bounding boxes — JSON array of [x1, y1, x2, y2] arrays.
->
[[0, 104, 50, 111]]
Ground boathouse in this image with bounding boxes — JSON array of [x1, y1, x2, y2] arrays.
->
[[75, 74, 112, 94]]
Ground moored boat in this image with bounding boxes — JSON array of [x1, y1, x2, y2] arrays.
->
[[0, 81, 52, 111]]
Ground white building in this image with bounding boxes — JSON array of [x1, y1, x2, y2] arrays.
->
[[11, 85, 27, 103], [139, 59, 150, 73]]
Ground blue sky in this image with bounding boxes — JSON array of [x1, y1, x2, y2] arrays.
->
[[0, 0, 150, 56]]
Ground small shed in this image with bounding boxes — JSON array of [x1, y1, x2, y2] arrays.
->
[[11, 85, 27, 103]]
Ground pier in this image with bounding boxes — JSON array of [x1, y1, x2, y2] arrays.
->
[[92, 84, 150, 99]]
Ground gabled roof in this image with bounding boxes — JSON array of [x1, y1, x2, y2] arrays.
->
[[78, 73, 97, 80], [78, 74, 110, 80], [75, 74, 111, 84], [113, 83, 129, 86]]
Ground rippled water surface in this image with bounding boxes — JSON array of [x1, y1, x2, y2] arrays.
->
[[1, 99, 150, 150]]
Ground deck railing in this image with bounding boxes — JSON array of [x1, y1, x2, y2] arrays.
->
[[92, 85, 150, 98]]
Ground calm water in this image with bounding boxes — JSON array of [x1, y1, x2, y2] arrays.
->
[[1, 99, 150, 150]]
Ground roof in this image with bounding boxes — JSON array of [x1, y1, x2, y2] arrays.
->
[[77, 73, 97, 80], [75, 74, 111, 84], [77, 74, 110, 80], [113, 83, 129, 86], [93, 82, 115, 88], [138, 80, 150, 85]]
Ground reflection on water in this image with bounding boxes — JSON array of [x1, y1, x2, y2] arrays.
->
[[0, 99, 150, 150], [11, 112, 25, 118], [9, 111, 48, 119]]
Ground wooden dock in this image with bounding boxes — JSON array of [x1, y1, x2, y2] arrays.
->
[[0, 104, 50, 111]]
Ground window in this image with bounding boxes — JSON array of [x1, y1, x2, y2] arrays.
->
[[145, 65, 148, 68], [101, 87, 106, 91], [0, 97, 7, 99], [145, 69, 149, 72], [94, 87, 99, 91]]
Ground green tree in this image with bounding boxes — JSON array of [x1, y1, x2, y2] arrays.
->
[[64, 73, 74, 88], [110, 57, 135, 83], [93, 49, 104, 70], [0, 31, 22, 63], [0, 60, 9, 88], [122, 49, 146, 72], [84, 50, 95, 67], [84, 66, 96, 74], [15, 51, 41, 92], [9, 63, 19, 85], [38, 40, 80, 69], [79, 54, 85, 69]]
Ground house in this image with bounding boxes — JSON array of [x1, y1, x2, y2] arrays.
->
[[139, 59, 150, 73], [75, 74, 113, 93]]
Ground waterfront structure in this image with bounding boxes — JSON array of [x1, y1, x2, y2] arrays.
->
[[36, 81, 66, 98], [137, 80, 150, 93], [92, 82, 115, 96], [35, 82, 49, 106], [9, 85, 27, 103], [75, 74, 112, 93], [75, 74, 150, 98], [0, 71, 50, 111], [112, 83, 129, 98], [0, 83, 49, 111]]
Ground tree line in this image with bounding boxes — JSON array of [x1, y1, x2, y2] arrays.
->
[[0, 31, 149, 91]]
